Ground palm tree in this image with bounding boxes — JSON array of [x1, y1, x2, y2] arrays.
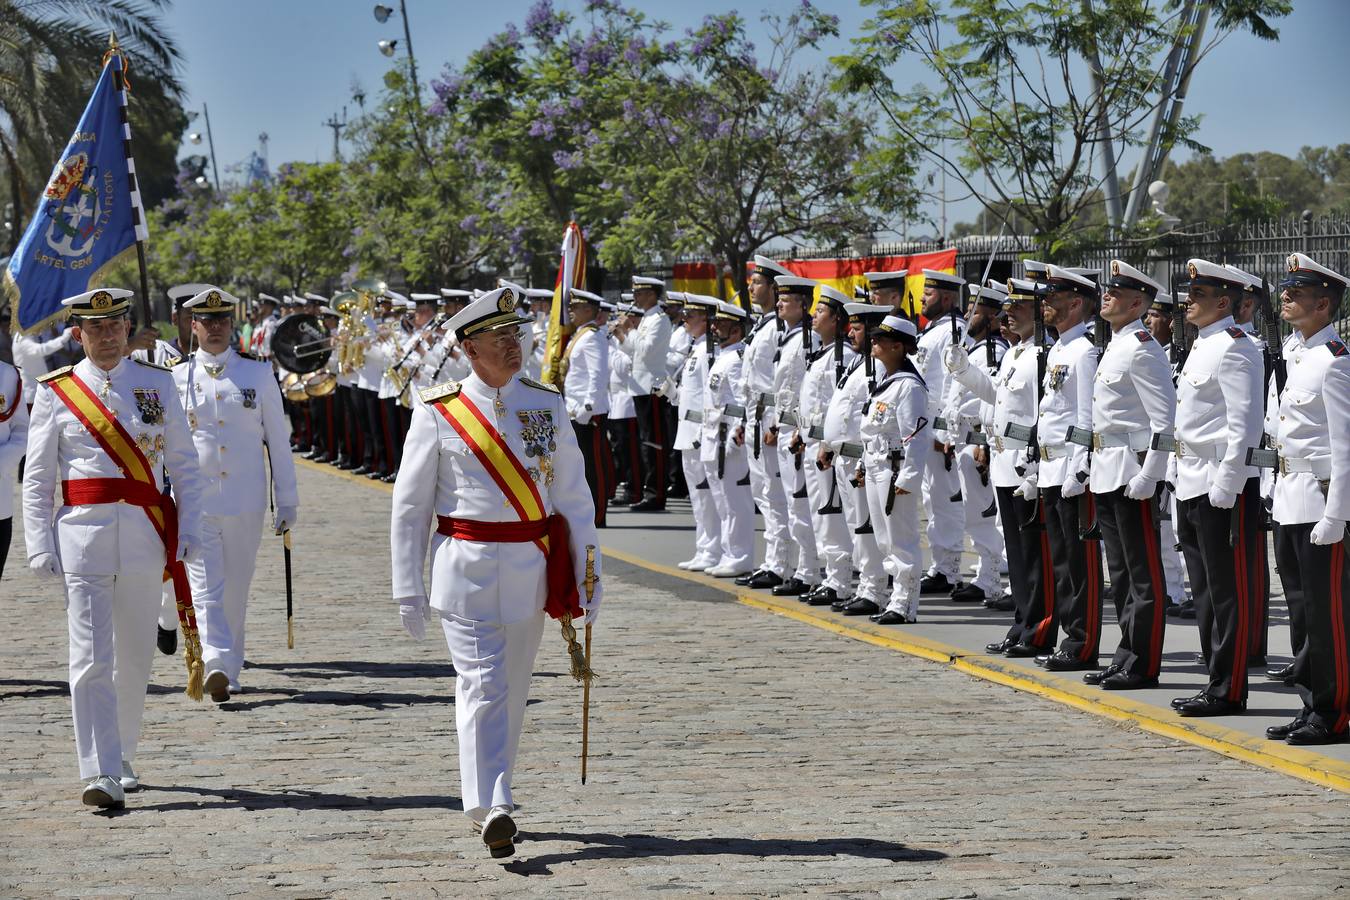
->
[[0, 0, 184, 252]]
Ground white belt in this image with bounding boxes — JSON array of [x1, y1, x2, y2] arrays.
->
[[1038, 443, 1067, 461], [1176, 439, 1226, 461], [1280, 455, 1332, 478], [1092, 429, 1152, 451], [991, 434, 1028, 453]]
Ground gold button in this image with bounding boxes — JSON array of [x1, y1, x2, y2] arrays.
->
[[221, 471, 229, 477], [220, 445, 227, 452], [217, 420, 224, 426], [216, 393, 223, 400]]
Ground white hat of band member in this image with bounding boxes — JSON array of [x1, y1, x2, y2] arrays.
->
[[1044, 265, 1098, 295], [631, 275, 665, 292], [1186, 258, 1248, 291], [184, 286, 239, 316], [715, 300, 750, 321], [168, 282, 212, 309], [411, 293, 440, 306], [753, 254, 793, 280], [873, 314, 918, 340], [569, 289, 603, 305], [63, 288, 134, 319], [320, 305, 339, 316], [621, 291, 635, 302], [445, 283, 530, 342], [523, 287, 554, 301], [864, 269, 908, 287], [257, 292, 280, 305], [440, 288, 473, 299], [774, 275, 818, 296], [1106, 259, 1163, 298], [304, 292, 328, 304], [1224, 263, 1263, 293], [684, 294, 719, 312], [1282, 252, 1348, 292], [921, 269, 964, 289]]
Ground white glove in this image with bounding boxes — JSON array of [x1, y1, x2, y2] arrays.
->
[[1124, 474, 1156, 501], [399, 597, 428, 641], [1311, 517, 1347, 546], [1207, 485, 1237, 510], [29, 552, 62, 579], [943, 345, 970, 375], [273, 506, 299, 535], [581, 599, 601, 627], [1061, 474, 1086, 499], [1013, 475, 1038, 501], [575, 408, 593, 425], [176, 535, 201, 564]]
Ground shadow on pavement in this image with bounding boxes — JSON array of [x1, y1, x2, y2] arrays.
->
[[218, 687, 456, 711], [125, 784, 463, 814], [504, 831, 947, 875], [0, 678, 69, 700], [242, 659, 458, 680]]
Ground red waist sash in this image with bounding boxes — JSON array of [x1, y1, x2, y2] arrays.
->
[[437, 513, 579, 620]]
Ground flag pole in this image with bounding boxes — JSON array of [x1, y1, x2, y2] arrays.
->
[[107, 33, 153, 327]]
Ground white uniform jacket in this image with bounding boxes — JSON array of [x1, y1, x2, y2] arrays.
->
[[914, 311, 964, 440], [859, 365, 929, 495], [771, 324, 817, 429], [822, 358, 871, 452], [701, 341, 746, 464], [1174, 316, 1264, 502], [739, 311, 780, 428], [608, 334, 639, 419], [173, 347, 298, 516], [674, 341, 710, 451], [942, 334, 1006, 446], [1088, 319, 1176, 493], [631, 306, 672, 394], [800, 343, 858, 444], [0, 361, 29, 519], [1269, 326, 1350, 526], [954, 339, 1042, 489], [563, 324, 609, 423], [665, 323, 692, 385], [390, 372, 601, 623], [1037, 322, 1097, 488], [23, 357, 204, 574]]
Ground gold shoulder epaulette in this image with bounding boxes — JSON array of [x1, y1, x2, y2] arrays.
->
[[132, 356, 173, 372], [237, 350, 261, 361], [37, 365, 74, 383], [519, 376, 560, 394], [419, 380, 462, 403]]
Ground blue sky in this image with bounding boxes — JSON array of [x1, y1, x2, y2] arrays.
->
[[157, 0, 1349, 230]]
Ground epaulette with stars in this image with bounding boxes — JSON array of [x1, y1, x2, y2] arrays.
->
[[132, 357, 173, 372], [419, 381, 462, 403], [37, 365, 74, 383], [520, 376, 560, 394]]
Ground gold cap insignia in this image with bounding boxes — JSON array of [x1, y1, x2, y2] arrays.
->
[[498, 289, 515, 312], [1187, 263, 1198, 279], [1287, 254, 1299, 273], [206, 289, 223, 307], [1111, 260, 1121, 275], [90, 291, 112, 310]]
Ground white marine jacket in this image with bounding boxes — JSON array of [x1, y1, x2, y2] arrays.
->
[[771, 323, 817, 430], [674, 340, 710, 452], [914, 311, 964, 437], [563, 324, 609, 423], [1037, 322, 1096, 488], [701, 340, 746, 465], [1268, 325, 1350, 526], [739, 310, 780, 428], [799, 342, 858, 445], [631, 306, 672, 394], [859, 363, 929, 494], [822, 358, 871, 454], [1088, 318, 1176, 494], [608, 334, 638, 419], [1173, 316, 1263, 502]]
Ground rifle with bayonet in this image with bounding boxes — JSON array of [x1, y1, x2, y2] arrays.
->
[[1245, 275, 1286, 530]]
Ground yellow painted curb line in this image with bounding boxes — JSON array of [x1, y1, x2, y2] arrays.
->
[[304, 457, 1350, 794]]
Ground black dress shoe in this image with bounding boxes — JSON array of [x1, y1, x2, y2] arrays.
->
[[1100, 671, 1159, 690], [950, 582, 987, 603], [314, 454, 334, 464], [1265, 663, 1295, 681], [1176, 694, 1246, 717], [351, 465, 372, 475], [984, 594, 1016, 612], [1265, 717, 1307, 740], [1083, 664, 1122, 685], [734, 569, 761, 586], [842, 598, 880, 617], [1286, 722, 1350, 746], [1171, 692, 1205, 710], [338, 459, 358, 470], [1043, 652, 1099, 672], [808, 588, 842, 607], [919, 572, 954, 595], [831, 596, 856, 612], [985, 637, 1017, 654], [382, 471, 399, 483], [800, 585, 824, 604], [870, 610, 910, 625], [746, 571, 784, 590], [629, 498, 667, 512], [771, 578, 809, 597], [1004, 642, 1052, 658], [367, 470, 387, 480], [156, 626, 177, 656], [1174, 601, 1196, 620]]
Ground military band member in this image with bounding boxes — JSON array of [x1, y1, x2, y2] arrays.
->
[[628, 276, 672, 511], [171, 287, 299, 701], [0, 355, 28, 579], [702, 300, 754, 577], [563, 289, 612, 527], [913, 269, 966, 596], [768, 275, 822, 597], [1085, 261, 1177, 690], [524, 287, 552, 381], [1262, 254, 1350, 746], [733, 256, 793, 590], [23, 288, 205, 809], [390, 285, 601, 856], [675, 296, 720, 571], [1166, 260, 1263, 715], [608, 302, 643, 505], [12, 322, 76, 410], [855, 314, 929, 624]]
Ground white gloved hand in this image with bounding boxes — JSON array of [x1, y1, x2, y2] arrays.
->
[[1311, 517, 1347, 546], [399, 598, 428, 641], [1207, 485, 1237, 510], [29, 552, 62, 579], [273, 506, 299, 535], [1124, 474, 1156, 501], [943, 344, 970, 375], [581, 599, 601, 628], [1013, 475, 1038, 501], [1061, 474, 1086, 499], [176, 536, 200, 564]]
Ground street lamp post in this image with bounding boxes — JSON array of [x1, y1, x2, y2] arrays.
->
[[373, 1, 437, 178], [187, 102, 221, 191]]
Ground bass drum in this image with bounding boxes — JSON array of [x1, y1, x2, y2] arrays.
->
[[271, 313, 332, 374]]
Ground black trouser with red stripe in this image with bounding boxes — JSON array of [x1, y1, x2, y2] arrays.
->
[[1276, 522, 1350, 733], [1241, 485, 1270, 662], [1097, 487, 1167, 679], [573, 414, 611, 527], [609, 416, 641, 503], [997, 486, 1056, 647], [1044, 486, 1104, 662], [633, 393, 669, 506], [1177, 480, 1256, 703], [358, 387, 385, 472], [0, 516, 10, 580]]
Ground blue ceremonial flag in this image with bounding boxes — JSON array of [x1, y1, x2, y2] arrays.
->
[[2, 47, 148, 334]]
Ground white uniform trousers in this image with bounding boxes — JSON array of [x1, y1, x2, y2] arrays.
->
[[955, 446, 1005, 594], [866, 470, 922, 620], [922, 444, 964, 579], [683, 450, 720, 567], [188, 512, 266, 687], [776, 440, 820, 584], [746, 437, 790, 576], [803, 445, 852, 593], [441, 609, 546, 823], [836, 459, 886, 602], [65, 571, 163, 779], [1160, 491, 1186, 603], [705, 454, 755, 573]]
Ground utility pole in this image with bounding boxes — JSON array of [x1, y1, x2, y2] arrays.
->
[[322, 108, 348, 162]]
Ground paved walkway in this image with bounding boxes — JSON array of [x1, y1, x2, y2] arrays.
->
[[1, 463, 1347, 896]]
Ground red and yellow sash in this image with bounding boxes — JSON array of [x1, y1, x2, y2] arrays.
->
[[46, 370, 205, 698], [430, 391, 581, 620]]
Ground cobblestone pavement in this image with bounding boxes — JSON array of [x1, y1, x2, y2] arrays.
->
[[2, 466, 1348, 898]]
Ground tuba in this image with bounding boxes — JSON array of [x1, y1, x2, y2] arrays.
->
[[344, 277, 387, 372]]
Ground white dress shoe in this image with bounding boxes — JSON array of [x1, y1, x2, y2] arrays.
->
[[82, 775, 125, 809], [482, 806, 517, 859], [205, 669, 231, 703], [678, 557, 715, 571], [705, 564, 750, 578], [119, 761, 140, 792]]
